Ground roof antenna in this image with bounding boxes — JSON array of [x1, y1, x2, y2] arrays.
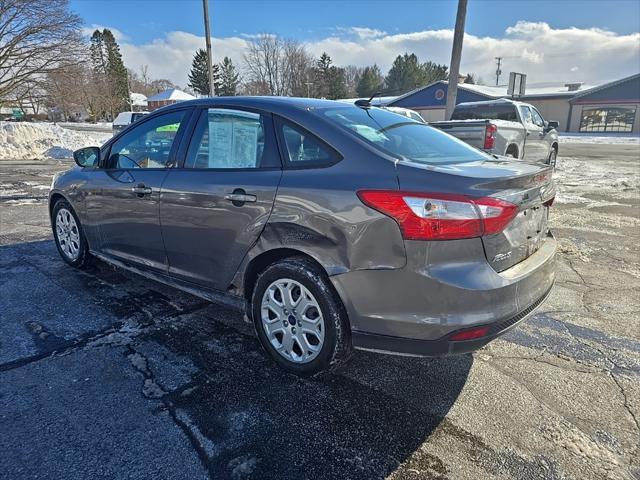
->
[[355, 91, 380, 108]]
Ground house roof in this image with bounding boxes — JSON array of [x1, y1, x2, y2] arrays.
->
[[147, 88, 196, 102], [570, 73, 640, 100], [387, 79, 599, 106]]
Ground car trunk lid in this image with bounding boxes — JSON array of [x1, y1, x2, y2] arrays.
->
[[395, 158, 555, 272]]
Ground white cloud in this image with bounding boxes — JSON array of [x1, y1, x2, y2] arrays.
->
[[81, 24, 130, 42], [115, 21, 640, 89]]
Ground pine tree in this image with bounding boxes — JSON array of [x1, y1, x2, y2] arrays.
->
[[356, 65, 383, 97], [102, 29, 129, 111], [385, 53, 426, 94], [188, 49, 220, 96], [89, 30, 107, 75], [313, 52, 346, 99], [422, 61, 448, 84], [218, 57, 240, 96]]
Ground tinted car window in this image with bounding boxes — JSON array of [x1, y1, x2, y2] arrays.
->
[[321, 106, 490, 165], [281, 124, 334, 164], [109, 110, 185, 168], [185, 109, 265, 169], [451, 104, 518, 121]]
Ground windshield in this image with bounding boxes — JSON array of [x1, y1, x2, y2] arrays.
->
[[320, 106, 490, 165], [451, 104, 518, 121]]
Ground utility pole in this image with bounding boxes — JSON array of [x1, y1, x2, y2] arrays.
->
[[305, 82, 313, 98], [202, 0, 215, 96], [445, 0, 468, 120], [495, 57, 502, 86]]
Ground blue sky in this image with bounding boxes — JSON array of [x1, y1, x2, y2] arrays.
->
[[69, 0, 640, 88], [70, 0, 640, 43]]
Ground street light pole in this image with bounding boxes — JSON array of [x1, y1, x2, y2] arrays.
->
[[202, 0, 215, 96], [445, 0, 468, 120]]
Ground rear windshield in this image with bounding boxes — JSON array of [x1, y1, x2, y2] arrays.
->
[[320, 106, 490, 165], [451, 104, 518, 121]]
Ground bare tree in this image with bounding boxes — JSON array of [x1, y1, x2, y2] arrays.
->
[[243, 35, 316, 97], [282, 40, 314, 97], [343, 65, 364, 98], [0, 0, 83, 100], [244, 34, 286, 96]]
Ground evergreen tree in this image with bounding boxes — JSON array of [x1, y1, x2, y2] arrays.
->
[[385, 53, 426, 94], [356, 65, 383, 97], [463, 73, 476, 84], [89, 30, 107, 74], [102, 29, 129, 110], [313, 52, 346, 100], [188, 49, 220, 95], [218, 57, 240, 96], [422, 61, 448, 84]]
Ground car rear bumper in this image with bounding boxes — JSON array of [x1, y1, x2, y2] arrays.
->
[[330, 231, 556, 354], [350, 282, 552, 356]]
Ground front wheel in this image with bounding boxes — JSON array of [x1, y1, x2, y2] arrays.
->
[[251, 257, 352, 376], [52, 199, 91, 268]]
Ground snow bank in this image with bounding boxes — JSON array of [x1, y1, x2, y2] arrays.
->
[[559, 134, 640, 145], [0, 121, 111, 160]]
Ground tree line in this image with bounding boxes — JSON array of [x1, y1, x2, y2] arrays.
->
[[190, 34, 463, 100], [1, 0, 479, 121]]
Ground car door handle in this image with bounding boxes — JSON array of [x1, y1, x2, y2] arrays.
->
[[131, 184, 152, 196], [224, 192, 257, 203]]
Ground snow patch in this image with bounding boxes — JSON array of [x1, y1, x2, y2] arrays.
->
[[0, 121, 110, 160], [559, 134, 640, 145]]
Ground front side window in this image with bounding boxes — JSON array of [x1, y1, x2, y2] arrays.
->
[[320, 105, 490, 165], [520, 106, 534, 125], [281, 124, 334, 164], [530, 108, 545, 127], [109, 110, 186, 168], [185, 109, 266, 169]]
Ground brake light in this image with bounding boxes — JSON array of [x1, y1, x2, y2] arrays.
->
[[357, 191, 517, 240], [484, 123, 497, 149], [449, 326, 490, 341]]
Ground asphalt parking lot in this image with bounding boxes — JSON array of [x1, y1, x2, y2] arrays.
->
[[1, 142, 639, 480]]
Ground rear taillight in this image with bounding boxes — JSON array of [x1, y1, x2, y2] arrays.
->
[[484, 123, 497, 149], [357, 191, 517, 240]]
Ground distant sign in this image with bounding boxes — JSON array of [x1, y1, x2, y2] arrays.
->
[[507, 72, 527, 97], [12, 109, 24, 119], [435, 89, 445, 100]]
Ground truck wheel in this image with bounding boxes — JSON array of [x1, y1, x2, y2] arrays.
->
[[505, 145, 519, 158]]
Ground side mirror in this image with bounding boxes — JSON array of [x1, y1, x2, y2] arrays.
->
[[73, 146, 100, 168], [546, 120, 559, 131]]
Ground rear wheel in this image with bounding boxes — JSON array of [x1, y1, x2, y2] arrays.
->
[[52, 199, 91, 268], [251, 257, 352, 376]]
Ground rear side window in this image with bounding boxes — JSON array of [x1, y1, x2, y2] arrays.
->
[[280, 124, 335, 165], [185, 108, 266, 169], [520, 106, 534, 125], [451, 104, 518, 121]]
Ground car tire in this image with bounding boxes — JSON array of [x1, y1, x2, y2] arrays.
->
[[547, 148, 557, 168], [52, 199, 91, 268], [251, 256, 352, 377]]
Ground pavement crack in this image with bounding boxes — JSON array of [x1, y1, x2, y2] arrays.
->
[[125, 346, 216, 480]]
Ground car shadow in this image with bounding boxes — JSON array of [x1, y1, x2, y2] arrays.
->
[[1, 239, 472, 479]]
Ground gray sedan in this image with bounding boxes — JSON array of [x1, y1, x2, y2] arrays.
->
[[50, 97, 556, 376]]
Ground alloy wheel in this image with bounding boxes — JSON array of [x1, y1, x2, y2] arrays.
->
[[55, 208, 80, 261], [260, 278, 325, 363]]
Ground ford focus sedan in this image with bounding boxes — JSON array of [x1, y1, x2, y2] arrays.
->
[[50, 97, 556, 376]]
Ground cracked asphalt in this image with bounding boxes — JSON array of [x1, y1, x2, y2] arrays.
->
[[1, 142, 639, 479]]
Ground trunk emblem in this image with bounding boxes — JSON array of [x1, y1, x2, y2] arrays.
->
[[493, 251, 512, 262]]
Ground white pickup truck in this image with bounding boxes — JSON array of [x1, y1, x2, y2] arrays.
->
[[431, 98, 559, 165]]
